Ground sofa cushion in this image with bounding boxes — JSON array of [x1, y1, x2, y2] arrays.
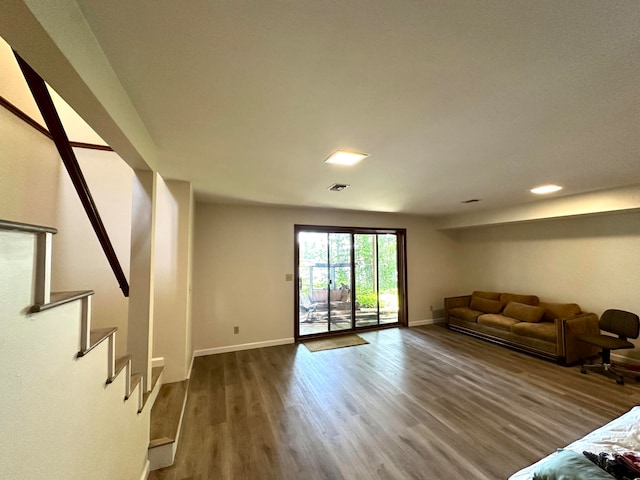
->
[[539, 301, 582, 322], [478, 314, 519, 332], [449, 307, 483, 322], [504, 301, 546, 323], [472, 290, 501, 301], [470, 295, 503, 314], [500, 292, 539, 306], [512, 321, 556, 342]]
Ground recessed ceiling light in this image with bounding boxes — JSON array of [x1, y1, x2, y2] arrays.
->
[[327, 183, 350, 191], [530, 184, 563, 195], [324, 150, 368, 166]]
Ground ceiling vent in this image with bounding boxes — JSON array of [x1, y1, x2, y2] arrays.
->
[[461, 199, 480, 204], [327, 183, 350, 191]]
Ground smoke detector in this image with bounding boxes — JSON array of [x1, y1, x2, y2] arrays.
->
[[327, 183, 350, 192]]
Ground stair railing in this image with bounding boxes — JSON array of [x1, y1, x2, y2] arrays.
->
[[14, 51, 130, 297]]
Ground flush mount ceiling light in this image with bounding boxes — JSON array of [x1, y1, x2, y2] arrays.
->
[[327, 183, 350, 191], [324, 150, 369, 166], [530, 184, 563, 195]]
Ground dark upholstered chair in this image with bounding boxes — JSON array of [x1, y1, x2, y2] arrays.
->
[[577, 309, 640, 385]]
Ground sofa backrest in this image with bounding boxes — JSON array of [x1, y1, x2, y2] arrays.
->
[[500, 292, 539, 306], [539, 301, 582, 322], [472, 290, 501, 301]]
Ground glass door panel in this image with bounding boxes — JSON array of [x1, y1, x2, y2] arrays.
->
[[328, 233, 352, 332], [298, 232, 329, 336], [378, 234, 399, 325], [355, 234, 378, 328]]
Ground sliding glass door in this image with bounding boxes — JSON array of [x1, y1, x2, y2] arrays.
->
[[295, 226, 406, 339]]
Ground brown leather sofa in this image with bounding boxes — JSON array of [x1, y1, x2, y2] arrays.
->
[[444, 291, 600, 365]]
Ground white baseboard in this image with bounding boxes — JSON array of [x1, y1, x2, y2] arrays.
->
[[151, 357, 164, 368], [409, 317, 445, 327], [194, 337, 295, 357], [139, 459, 150, 480]]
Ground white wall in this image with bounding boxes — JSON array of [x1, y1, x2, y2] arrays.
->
[[192, 203, 457, 351], [452, 210, 640, 355], [153, 177, 193, 382], [1, 228, 149, 480]]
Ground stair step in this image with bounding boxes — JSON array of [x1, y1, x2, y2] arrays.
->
[[107, 355, 131, 384], [128, 373, 142, 400], [77, 327, 117, 357], [30, 290, 94, 313], [125, 373, 143, 413], [142, 366, 164, 410], [149, 379, 189, 449]]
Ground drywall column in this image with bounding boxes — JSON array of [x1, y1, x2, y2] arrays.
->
[[153, 178, 193, 382], [127, 170, 157, 391]]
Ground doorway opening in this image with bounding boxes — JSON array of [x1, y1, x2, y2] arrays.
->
[[295, 225, 407, 340]]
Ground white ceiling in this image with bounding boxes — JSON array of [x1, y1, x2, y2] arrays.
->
[[15, 1, 640, 215]]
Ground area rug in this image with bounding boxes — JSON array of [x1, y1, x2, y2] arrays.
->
[[303, 334, 369, 352]]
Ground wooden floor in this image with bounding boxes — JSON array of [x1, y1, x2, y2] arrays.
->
[[149, 325, 640, 480]]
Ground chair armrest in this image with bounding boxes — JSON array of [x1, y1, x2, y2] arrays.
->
[[444, 295, 471, 322], [556, 313, 600, 365]]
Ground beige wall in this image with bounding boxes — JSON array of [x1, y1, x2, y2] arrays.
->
[[0, 108, 60, 226], [2, 35, 135, 352], [0, 36, 107, 146], [53, 148, 133, 355], [0, 36, 43, 126], [452, 210, 640, 355], [1, 84, 134, 356], [192, 203, 458, 351], [434, 185, 640, 230], [153, 177, 193, 382]]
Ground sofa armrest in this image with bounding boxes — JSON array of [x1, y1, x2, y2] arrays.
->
[[444, 295, 471, 322], [556, 313, 600, 365]]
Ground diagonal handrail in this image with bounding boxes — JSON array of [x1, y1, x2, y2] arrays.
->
[[14, 51, 130, 297]]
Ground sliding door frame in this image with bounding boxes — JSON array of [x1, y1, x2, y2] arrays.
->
[[294, 224, 408, 341]]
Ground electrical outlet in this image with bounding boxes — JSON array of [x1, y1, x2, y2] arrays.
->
[[233, 326, 239, 334]]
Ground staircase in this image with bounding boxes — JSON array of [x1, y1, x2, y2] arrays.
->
[[148, 377, 190, 470], [0, 219, 161, 480]]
